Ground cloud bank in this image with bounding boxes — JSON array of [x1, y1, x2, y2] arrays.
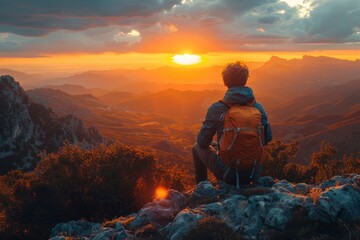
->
[[0, 0, 359, 55]]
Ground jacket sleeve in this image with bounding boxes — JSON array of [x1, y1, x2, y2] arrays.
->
[[197, 105, 219, 148], [253, 102, 273, 145]]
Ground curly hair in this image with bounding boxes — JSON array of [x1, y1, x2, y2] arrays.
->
[[222, 61, 249, 88]]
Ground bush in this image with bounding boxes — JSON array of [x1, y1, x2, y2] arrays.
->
[[261, 139, 299, 180], [0, 142, 188, 239], [262, 140, 360, 184], [310, 142, 360, 183]]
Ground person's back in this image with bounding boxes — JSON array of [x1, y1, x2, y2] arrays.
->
[[192, 62, 272, 187]]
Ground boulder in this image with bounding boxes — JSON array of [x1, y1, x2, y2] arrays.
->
[[221, 194, 248, 229], [308, 184, 360, 223], [272, 180, 296, 193], [50, 220, 102, 238], [257, 176, 275, 187], [164, 208, 206, 240], [265, 207, 291, 230], [92, 228, 116, 240], [320, 174, 360, 190], [130, 189, 186, 229], [294, 183, 311, 195], [49, 174, 360, 240], [193, 180, 219, 198]]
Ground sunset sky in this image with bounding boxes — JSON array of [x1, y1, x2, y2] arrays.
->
[[0, 0, 359, 75]]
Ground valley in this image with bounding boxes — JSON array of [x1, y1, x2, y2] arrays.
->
[[2, 55, 360, 171]]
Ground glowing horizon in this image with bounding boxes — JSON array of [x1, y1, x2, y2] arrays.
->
[[172, 54, 202, 65], [1, 50, 360, 77]]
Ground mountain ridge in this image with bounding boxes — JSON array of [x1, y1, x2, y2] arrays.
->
[[0, 75, 105, 174]]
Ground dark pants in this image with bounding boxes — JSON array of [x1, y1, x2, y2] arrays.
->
[[192, 143, 259, 186]]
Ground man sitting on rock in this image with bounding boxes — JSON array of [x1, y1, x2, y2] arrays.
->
[[192, 62, 272, 188]]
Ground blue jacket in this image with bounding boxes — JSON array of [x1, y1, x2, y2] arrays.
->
[[197, 86, 272, 148]]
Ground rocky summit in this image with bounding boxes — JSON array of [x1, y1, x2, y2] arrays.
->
[[0, 75, 105, 173], [50, 174, 360, 240]]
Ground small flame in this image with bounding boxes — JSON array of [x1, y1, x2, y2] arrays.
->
[[155, 187, 168, 199]]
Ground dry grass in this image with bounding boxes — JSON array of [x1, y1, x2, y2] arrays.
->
[[185, 216, 244, 240], [307, 188, 323, 202], [103, 215, 135, 229]]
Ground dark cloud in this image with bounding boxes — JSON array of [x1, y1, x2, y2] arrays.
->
[[199, 16, 223, 26], [305, 0, 360, 40], [258, 16, 280, 24], [0, 0, 359, 55], [0, 0, 180, 36]]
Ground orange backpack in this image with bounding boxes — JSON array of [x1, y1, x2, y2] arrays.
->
[[219, 99, 265, 174]]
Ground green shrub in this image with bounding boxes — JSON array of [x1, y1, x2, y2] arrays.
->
[[0, 142, 187, 239]]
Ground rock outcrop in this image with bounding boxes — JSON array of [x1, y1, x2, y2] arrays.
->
[[0, 75, 105, 174], [50, 174, 360, 240]]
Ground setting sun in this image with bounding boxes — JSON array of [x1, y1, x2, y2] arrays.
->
[[172, 54, 202, 65]]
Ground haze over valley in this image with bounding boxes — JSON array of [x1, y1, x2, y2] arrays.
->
[[2, 55, 358, 170]]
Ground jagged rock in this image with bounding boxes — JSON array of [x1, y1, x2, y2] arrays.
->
[[164, 208, 206, 240], [114, 230, 133, 240], [257, 176, 275, 187], [221, 194, 247, 229], [50, 220, 102, 238], [196, 201, 222, 216], [265, 207, 290, 230], [193, 180, 218, 198], [130, 190, 186, 229], [272, 180, 296, 193], [319, 174, 360, 189], [271, 191, 309, 208], [308, 184, 360, 223], [0, 75, 104, 173], [49, 174, 360, 240], [92, 228, 118, 240], [114, 222, 125, 231], [294, 183, 311, 195], [241, 195, 272, 237]]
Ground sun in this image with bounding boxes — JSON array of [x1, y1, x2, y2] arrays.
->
[[172, 54, 202, 65]]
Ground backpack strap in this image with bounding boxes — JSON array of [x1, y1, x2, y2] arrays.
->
[[247, 98, 256, 107], [219, 99, 231, 108]]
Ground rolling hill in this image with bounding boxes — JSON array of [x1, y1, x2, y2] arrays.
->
[[27, 88, 106, 117], [270, 79, 360, 122]]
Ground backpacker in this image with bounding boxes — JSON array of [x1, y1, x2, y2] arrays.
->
[[219, 99, 265, 185]]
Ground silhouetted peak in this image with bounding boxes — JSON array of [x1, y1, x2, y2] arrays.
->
[[269, 56, 286, 62], [0, 75, 23, 92]]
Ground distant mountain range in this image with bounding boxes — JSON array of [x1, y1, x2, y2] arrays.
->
[[2, 55, 359, 167], [26, 77, 360, 164], [27, 88, 106, 117], [248, 56, 360, 104], [12, 55, 360, 106], [0, 76, 105, 174], [271, 79, 360, 122], [270, 78, 360, 163]]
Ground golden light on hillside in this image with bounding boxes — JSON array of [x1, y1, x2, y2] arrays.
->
[[155, 186, 168, 199], [172, 54, 202, 65]]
